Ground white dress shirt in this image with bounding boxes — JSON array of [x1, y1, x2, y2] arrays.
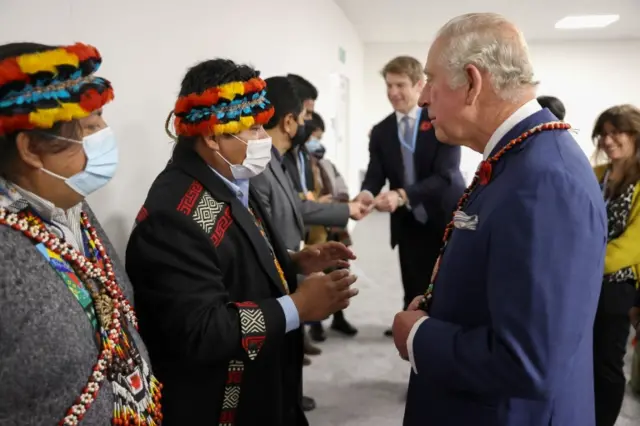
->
[[406, 98, 543, 374], [482, 99, 542, 160]]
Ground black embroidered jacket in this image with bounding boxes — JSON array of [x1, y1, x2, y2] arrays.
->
[[126, 142, 306, 426]]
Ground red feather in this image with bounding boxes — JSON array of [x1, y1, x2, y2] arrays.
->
[[478, 161, 492, 185]]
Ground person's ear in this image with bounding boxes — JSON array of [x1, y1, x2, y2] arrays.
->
[[15, 132, 45, 169], [202, 134, 222, 151], [282, 113, 295, 135], [464, 64, 483, 106]]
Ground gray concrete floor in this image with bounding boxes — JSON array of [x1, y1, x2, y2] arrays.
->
[[304, 211, 640, 426]]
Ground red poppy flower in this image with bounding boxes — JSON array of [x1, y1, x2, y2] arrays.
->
[[420, 121, 432, 132], [478, 161, 492, 185]]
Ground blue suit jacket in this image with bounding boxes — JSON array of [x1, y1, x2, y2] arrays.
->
[[404, 109, 607, 426]]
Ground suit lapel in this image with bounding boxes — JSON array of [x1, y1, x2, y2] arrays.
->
[[171, 144, 287, 296], [387, 117, 406, 185], [414, 109, 436, 176], [269, 156, 304, 232]]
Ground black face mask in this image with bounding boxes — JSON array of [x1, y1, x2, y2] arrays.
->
[[312, 146, 326, 160], [290, 122, 307, 147]]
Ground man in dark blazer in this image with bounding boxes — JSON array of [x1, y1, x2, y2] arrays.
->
[[250, 76, 365, 412], [356, 56, 465, 335], [125, 59, 358, 426]]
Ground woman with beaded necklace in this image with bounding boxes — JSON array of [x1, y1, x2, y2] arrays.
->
[[0, 42, 162, 425], [592, 104, 640, 426]]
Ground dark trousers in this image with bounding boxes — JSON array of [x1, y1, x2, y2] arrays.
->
[[593, 280, 636, 426], [397, 218, 441, 310]]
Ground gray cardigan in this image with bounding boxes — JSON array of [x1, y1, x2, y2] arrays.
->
[[0, 205, 153, 426]]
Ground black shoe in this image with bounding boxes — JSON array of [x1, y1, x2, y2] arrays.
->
[[302, 396, 316, 412], [309, 323, 327, 342], [384, 328, 393, 337], [303, 356, 312, 366], [330, 317, 358, 336]]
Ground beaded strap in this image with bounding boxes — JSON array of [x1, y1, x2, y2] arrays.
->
[[248, 208, 290, 294], [420, 121, 572, 310], [0, 207, 163, 426]]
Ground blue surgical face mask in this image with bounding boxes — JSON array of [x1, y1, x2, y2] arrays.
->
[[41, 127, 119, 197], [305, 138, 322, 153]]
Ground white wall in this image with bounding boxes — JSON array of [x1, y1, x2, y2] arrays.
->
[[0, 0, 364, 255], [361, 39, 640, 183]]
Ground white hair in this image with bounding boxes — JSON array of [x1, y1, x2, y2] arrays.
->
[[436, 13, 538, 102]]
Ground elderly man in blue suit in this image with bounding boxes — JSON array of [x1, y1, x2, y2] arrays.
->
[[392, 13, 607, 426]]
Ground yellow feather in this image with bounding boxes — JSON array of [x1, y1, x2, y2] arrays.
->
[[29, 103, 89, 128], [239, 115, 255, 128], [218, 82, 245, 100], [17, 49, 79, 75]]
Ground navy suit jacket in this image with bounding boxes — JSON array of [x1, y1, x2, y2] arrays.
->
[[404, 109, 607, 426], [361, 109, 465, 247]]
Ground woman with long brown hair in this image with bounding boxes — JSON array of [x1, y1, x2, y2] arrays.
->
[[592, 104, 640, 426]]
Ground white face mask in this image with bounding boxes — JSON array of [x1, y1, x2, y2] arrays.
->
[[40, 127, 119, 197], [216, 134, 272, 179]]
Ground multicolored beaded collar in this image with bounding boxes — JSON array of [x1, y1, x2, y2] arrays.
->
[[420, 121, 572, 310], [0, 207, 163, 426]]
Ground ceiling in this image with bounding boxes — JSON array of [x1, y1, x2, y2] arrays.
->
[[333, 0, 640, 43]]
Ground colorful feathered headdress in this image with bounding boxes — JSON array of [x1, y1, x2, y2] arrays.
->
[[171, 76, 275, 138], [0, 43, 113, 137]]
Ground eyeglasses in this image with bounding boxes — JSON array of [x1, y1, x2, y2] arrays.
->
[[595, 130, 624, 145]]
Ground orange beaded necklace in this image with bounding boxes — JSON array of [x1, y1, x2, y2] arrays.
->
[[420, 121, 572, 310]]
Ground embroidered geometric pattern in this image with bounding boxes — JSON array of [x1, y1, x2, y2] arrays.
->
[[212, 207, 233, 247], [236, 301, 267, 361], [216, 302, 266, 426], [218, 360, 245, 426], [193, 191, 225, 234], [177, 180, 204, 215], [135, 206, 148, 224]]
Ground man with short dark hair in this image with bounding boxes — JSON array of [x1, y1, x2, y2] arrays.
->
[[250, 75, 366, 412], [287, 74, 317, 120]]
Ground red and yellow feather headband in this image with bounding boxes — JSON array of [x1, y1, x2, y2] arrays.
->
[[173, 77, 274, 137], [0, 43, 113, 137]]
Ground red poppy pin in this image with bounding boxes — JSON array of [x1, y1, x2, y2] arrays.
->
[[478, 161, 492, 185], [420, 120, 433, 132]]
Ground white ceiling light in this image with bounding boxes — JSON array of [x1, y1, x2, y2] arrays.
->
[[555, 14, 620, 29]]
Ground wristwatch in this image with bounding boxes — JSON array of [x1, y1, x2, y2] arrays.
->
[[393, 189, 406, 207]]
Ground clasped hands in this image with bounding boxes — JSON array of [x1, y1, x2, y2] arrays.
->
[[353, 189, 407, 215], [392, 295, 428, 361], [290, 242, 359, 323]]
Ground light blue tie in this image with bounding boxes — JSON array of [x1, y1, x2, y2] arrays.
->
[[400, 116, 427, 224]]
